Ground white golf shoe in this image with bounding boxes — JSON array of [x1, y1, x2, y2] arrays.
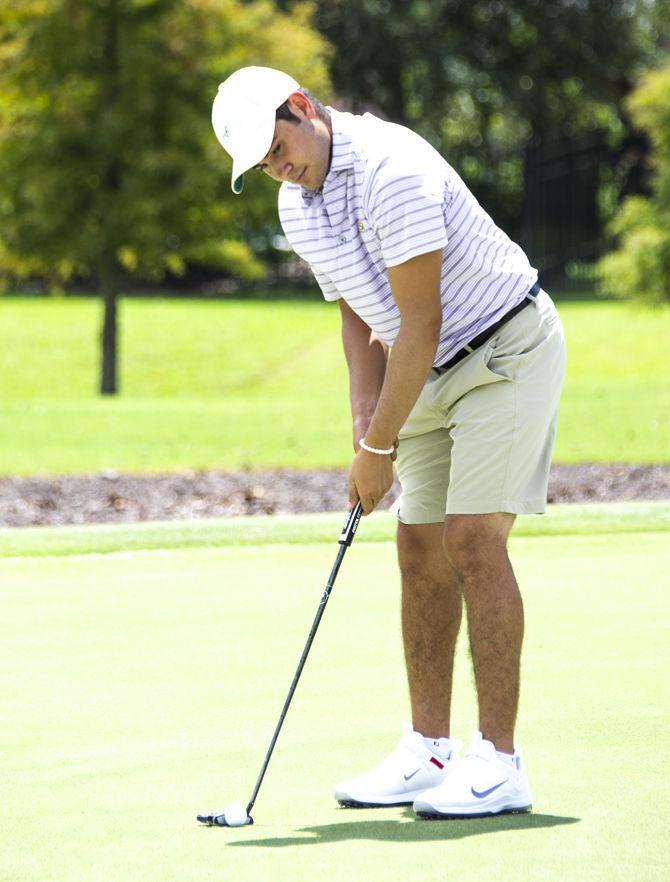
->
[[335, 723, 460, 808], [413, 731, 532, 819]]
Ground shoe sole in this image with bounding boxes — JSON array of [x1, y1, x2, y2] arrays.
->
[[338, 798, 414, 808], [416, 804, 532, 820]]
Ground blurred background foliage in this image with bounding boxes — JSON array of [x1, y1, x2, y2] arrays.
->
[[0, 0, 331, 389], [309, 0, 664, 236], [0, 0, 330, 288], [0, 0, 669, 393], [284, 0, 670, 287], [598, 59, 670, 303], [1, 0, 669, 292]]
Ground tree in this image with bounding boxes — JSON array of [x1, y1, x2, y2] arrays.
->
[[300, 0, 668, 234], [598, 60, 670, 303], [0, 0, 331, 393]]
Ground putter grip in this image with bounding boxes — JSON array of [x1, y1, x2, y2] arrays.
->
[[339, 501, 363, 546]]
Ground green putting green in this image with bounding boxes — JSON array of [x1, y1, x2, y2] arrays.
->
[[2, 504, 668, 881]]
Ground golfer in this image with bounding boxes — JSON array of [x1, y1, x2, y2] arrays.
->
[[212, 66, 566, 819]]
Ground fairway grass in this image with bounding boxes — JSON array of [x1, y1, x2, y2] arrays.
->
[[2, 504, 669, 882], [1, 296, 669, 473]]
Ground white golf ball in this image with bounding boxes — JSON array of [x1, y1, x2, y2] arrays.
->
[[224, 801, 249, 827]]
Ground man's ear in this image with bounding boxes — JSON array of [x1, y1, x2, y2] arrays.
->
[[287, 91, 314, 119]]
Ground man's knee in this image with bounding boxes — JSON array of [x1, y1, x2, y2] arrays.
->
[[396, 521, 448, 582], [442, 513, 515, 574]]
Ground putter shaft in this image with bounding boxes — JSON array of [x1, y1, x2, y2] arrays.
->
[[197, 504, 363, 827], [245, 502, 362, 814]]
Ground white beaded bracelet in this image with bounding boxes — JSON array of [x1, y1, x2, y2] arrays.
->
[[359, 438, 395, 456]]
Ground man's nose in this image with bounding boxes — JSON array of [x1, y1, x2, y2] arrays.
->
[[269, 156, 292, 180]]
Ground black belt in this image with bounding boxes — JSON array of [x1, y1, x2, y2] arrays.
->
[[434, 281, 541, 375]]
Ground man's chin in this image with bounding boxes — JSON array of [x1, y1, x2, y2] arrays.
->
[[289, 165, 327, 191], [303, 173, 327, 192]]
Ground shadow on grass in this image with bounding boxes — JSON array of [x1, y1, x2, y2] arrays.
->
[[227, 809, 580, 848]]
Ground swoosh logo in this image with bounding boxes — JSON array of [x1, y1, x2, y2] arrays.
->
[[403, 768, 420, 781], [471, 779, 508, 799]]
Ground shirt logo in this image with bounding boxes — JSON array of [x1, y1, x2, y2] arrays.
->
[[357, 220, 366, 232]]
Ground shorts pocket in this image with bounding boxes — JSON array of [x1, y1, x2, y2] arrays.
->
[[483, 343, 523, 381], [483, 308, 544, 381]]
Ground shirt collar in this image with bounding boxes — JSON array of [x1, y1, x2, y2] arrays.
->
[[327, 110, 356, 176]]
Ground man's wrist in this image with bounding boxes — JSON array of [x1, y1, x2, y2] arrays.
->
[[359, 437, 395, 456], [362, 430, 395, 450]]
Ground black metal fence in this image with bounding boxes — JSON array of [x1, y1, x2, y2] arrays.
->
[[520, 134, 609, 283]]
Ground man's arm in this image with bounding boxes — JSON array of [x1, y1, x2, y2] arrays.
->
[[339, 298, 388, 453], [348, 248, 443, 513]]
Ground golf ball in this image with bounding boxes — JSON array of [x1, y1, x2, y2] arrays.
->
[[224, 801, 249, 827]]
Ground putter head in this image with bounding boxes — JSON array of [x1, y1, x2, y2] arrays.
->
[[196, 811, 254, 827]]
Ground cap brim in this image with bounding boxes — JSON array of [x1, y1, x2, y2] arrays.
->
[[229, 113, 275, 195]]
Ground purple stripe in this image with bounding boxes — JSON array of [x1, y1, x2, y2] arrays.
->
[[386, 235, 448, 265], [379, 207, 446, 241], [339, 274, 390, 299], [378, 196, 442, 223], [370, 183, 431, 219], [339, 276, 390, 299], [444, 194, 473, 240], [439, 213, 485, 280], [371, 171, 439, 202], [382, 214, 446, 247], [449, 234, 502, 303], [350, 307, 398, 327]]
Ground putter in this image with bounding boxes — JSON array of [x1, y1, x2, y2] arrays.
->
[[197, 501, 363, 828]]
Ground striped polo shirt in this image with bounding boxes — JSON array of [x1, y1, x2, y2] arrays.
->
[[278, 109, 538, 366]]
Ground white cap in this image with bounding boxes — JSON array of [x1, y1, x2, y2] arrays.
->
[[212, 66, 300, 194]]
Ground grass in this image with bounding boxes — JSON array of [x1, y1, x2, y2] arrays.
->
[[557, 301, 670, 462], [2, 503, 669, 882], [0, 294, 669, 475], [0, 500, 668, 558]]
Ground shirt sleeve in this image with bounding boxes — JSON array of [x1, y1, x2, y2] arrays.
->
[[365, 159, 449, 267], [313, 268, 340, 302]]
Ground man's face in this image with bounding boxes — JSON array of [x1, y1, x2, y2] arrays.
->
[[255, 95, 331, 191]]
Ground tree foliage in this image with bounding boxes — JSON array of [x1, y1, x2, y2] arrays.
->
[[0, 0, 330, 288], [598, 60, 670, 303], [0, 0, 331, 391], [303, 0, 668, 229]]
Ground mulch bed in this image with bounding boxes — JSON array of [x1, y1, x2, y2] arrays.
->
[[0, 464, 669, 528]]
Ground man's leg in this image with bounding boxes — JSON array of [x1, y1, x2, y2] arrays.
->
[[396, 521, 463, 739], [412, 511, 533, 819], [334, 518, 461, 807], [442, 512, 520, 753]]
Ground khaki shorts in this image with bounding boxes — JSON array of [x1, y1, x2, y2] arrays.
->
[[391, 290, 566, 523]]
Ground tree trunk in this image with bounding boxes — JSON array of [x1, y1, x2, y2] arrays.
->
[[99, 1, 120, 396], [100, 273, 119, 395]]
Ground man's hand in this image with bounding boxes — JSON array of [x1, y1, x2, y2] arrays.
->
[[348, 448, 394, 515]]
